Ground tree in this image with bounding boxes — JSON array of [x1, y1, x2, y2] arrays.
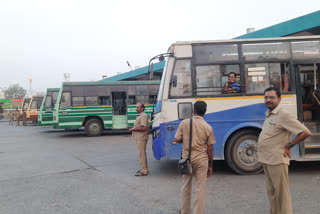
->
[[4, 84, 26, 99]]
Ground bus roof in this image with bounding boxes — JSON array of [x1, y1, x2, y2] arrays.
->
[[47, 88, 60, 92], [61, 80, 161, 86], [173, 35, 320, 46], [234, 10, 320, 39]]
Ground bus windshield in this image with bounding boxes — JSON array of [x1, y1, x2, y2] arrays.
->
[[23, 98, 30, 110]]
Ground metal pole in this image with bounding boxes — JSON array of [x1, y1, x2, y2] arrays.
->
[[314, 64, 317, 90]]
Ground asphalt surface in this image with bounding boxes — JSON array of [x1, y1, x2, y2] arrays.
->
[[0, 121, 320, 214]]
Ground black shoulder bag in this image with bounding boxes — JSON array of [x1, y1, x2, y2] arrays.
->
[[177, 118, 192, 175]]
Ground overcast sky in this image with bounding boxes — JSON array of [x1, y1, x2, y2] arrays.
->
[[0, 0, 319, 92]]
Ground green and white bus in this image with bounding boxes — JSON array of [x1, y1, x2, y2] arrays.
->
[[53, 81, 160, 136], [38, 88, 60, 126]]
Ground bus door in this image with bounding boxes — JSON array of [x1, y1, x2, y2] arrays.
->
[[111, 91, 128, 129], [296, 63, 320, 158]]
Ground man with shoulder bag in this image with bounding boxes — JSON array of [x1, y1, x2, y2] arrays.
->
[[175, 101, 216, 214]]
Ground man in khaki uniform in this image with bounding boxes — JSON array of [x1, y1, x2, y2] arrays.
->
[[258, 87, 311, 214], [22, 110, 27, 126], [129, 103, 149, 176], [175, 101, 215, 214], [15, 110, 21, 126], [9, 111, 14, 125]]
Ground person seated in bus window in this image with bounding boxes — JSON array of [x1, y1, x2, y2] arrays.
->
[[222, 72, 240, 94]]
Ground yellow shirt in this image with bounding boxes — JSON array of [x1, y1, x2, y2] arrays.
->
[[133, 112, 149, 140], [175, 116, 216, 164], [258, 104, 308, 165]]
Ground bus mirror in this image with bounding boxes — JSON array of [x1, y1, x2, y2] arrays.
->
[[159, 55, 165, 62], [178, 102, 193, 120], [172, 75, 177, 87]]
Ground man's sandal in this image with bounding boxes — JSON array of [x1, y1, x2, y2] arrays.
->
[[135, 172, 148, 176]]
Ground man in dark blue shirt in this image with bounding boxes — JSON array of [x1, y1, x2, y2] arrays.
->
[[223, 72, 240, 93]]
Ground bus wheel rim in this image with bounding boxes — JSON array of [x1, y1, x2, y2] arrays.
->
[[90, 123, 99, 134], [236, 139, 258, 167]]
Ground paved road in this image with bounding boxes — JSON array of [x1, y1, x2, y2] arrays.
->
[[0, 122, 320, 214]]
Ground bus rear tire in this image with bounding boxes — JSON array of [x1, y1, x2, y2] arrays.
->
[[85, 119, 103, 137], [225, 130, 263, 175]]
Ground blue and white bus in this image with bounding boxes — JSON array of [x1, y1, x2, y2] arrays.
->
[[151, 35, 320, 174]]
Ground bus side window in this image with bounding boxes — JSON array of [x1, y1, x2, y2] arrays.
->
[[127, 95, 136, 105], [85, 97, 98, 106], [195, 65, 240, 96], [98, 96, 110, 105], [270, 63, 290, 92], [245, 63, 290, 94], [149, 95, 157, 104], [136, 95, 148, 104], [72, 97, 85, 107]]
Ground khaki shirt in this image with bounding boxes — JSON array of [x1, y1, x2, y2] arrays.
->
[[258, 104, 308, 165], [175, 116, 216, 164], [133, 112, 149, 140]]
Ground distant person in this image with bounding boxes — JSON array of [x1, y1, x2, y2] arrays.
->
[[258, 87, 311, 214], [222, 72, 240, 93], [15, 110, 21, 126], [129, 103, 149, 176], [22, 110, 27, 126], [175, 101, 215, 214], [9, 111, 14, 125]]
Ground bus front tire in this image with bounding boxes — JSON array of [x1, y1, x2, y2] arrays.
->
[[225, 130, 263, 175], [85, 119, 103, 137]]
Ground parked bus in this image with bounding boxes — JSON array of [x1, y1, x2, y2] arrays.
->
[[38, 88, 60, 126], [53, 81, 160, 136], [151, 35, 320, 174], [21, 96, 44, 123]]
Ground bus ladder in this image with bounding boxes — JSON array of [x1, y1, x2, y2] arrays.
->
[[301, 122, 320, 160]]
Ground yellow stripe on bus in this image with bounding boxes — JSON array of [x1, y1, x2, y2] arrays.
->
[[195, 94, 293, 101]]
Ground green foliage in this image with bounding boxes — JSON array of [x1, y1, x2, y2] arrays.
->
[[4, 84, 26, 99]]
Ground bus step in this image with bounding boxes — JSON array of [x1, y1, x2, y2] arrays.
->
[[297, 154, 320, 161], [304, 122, 320, 133], [304, 143, 320, 149]]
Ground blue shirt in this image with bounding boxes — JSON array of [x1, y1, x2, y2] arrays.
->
[[226, 82, 240, 93]]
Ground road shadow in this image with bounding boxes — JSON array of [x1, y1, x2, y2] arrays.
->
[[150, 160, 320, 177], [55, 129, 132, 138], [149, 160, 235, 177], [289, 161, 320, 173]]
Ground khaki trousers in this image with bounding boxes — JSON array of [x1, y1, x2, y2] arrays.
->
[[263, 163, 292, 214], [136, 139, 148, 173], [16, 118, 20, 126], [181, 160, 208, 214]]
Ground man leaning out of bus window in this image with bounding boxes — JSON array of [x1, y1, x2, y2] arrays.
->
[[222, 72, 240, 94]]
